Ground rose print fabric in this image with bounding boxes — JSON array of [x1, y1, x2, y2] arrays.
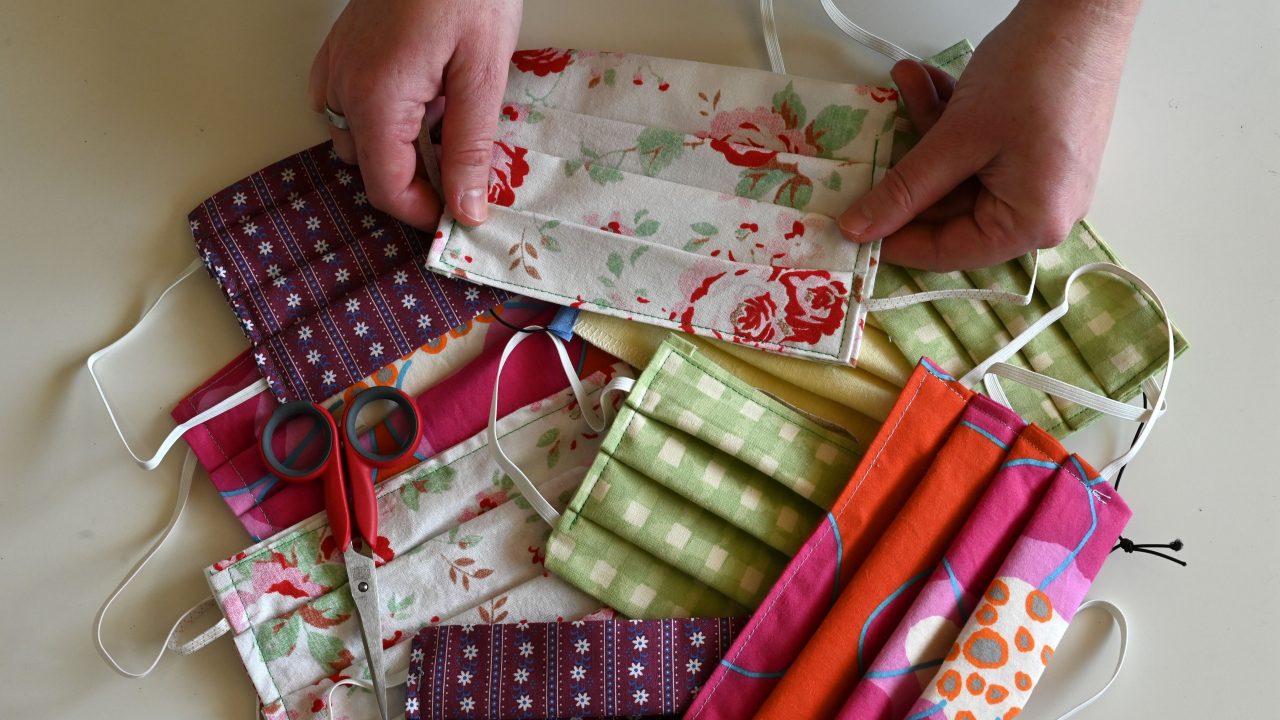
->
[[545, 335, 861, 619], [906, 456, 1131, 720], [172, 301, 616, 540], [836, 424, 1069, 720], [189, 141, 508, 403], [404, 617, 744, 720], [755, 394, 1023, 720], [203, 364, 630, 720], [427, 49, 899, 366], [686, 358, 972, 720], [872, 40, 1189, 438]]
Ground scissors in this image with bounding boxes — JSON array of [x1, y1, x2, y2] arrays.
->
[[259, 386, 423, 720]]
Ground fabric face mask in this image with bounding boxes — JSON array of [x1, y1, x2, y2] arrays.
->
[[528, 333, 862, 618], [425, 49, 1035, 368], [190, 141, 509, 403], [404, 616, 744, 720], [685, 357, 974, 720], [905, 456, 1131, 720], [866, 39, 1189, 439], [171, 300, 614, 540], [200, 363, 630, 720], [837, 424, 1070, 720], [754, 391, 1025, 720]]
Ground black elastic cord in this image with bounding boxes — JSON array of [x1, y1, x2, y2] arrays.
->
[[488, 308, 546, 335], [1112, 537, 1186, 566], [1111, 392, 1147, 492], [1108, 392, 1185, 566]]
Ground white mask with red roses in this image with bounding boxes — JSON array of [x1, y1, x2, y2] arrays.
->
[[160, 365, 629, 720], [424, 49, 1037, 367]]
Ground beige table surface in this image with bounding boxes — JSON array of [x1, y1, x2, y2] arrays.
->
[[1, 1, 1276, 717]]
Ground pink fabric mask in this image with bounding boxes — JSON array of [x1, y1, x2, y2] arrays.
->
[[171, 301, 615, 540]]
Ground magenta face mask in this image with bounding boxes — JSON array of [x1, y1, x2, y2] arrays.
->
[[172, 301, 599, 540], [188, 141, 508, 403]]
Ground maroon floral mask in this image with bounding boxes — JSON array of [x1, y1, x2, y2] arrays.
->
[[189, 142, 507, 402]]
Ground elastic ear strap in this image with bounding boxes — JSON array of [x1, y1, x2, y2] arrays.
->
[[760, 0, 787, 73], [1054, 599, 1129, 720], [488, 330, 565, 525], [758, 0, 923, 74], [94, 450, 229, 677], [865, 251, 1039, 311], [487, 330, 634, 526], [86, 258, 267, 470], [964, 262, 1175, 480], [324, 665, 409, 718]]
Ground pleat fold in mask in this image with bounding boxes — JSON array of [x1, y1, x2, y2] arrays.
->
[[189, 141, 509, 403], [510, 334, 862, 618], [426, 49, 1037, 368]]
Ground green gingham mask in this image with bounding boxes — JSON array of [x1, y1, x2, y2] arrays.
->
[[491, 332, 861, 618], [870, 41, 1190, 437]]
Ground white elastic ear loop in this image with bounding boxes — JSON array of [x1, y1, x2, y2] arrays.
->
[[94, 450, 230, 677], [760, 0, 787, 73], [86, 258, 268, 470], [759, 0, 923, 73], [961, 262, 1175, 480], [865, 251, 1040, 311], [758, 0, 924, 71], [486, 329, 634, 526], [325, 665, 409, 720], [1052, 599, 1129, 720]]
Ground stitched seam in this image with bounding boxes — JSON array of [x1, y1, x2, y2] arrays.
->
[[438, 221, 863, 362], [833, 373, 965, 522], [675, 345, 860, 454], [226, 569, 288, 706]]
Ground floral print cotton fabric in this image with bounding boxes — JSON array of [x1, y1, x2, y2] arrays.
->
[[427, 49, 899, 366], [203, 364, 630, 720]]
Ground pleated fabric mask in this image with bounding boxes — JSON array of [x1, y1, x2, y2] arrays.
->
[[190, 141, 509, 403], [425, 49, 1036, 368], [199, 364, 631, 720], [868, 40, 1189, 438], [904, 456, 1131, 720], [837, 425, 1070, 720], [170, 300, 614, 540], [755, 392, 1025, 720], [686, 358, 975, 720], [490, 332, 862, 619]]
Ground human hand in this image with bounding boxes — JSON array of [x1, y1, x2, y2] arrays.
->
[[839, 0, 1141, 271], [308, 0, 523, 229]]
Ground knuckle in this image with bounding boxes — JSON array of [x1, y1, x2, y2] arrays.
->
[[875, 168, 917, 216], [447, 143, 495, 171]]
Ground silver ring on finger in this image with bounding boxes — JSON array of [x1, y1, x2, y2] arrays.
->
[[324, 103, 350, 131]]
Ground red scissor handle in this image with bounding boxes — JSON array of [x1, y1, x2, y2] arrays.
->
[[339, 386, 424, 549]]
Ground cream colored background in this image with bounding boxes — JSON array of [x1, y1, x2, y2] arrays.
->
[[1, 1, 1276, 717]]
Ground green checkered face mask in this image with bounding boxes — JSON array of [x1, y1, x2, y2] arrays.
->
[[489, 331, 862, 618]]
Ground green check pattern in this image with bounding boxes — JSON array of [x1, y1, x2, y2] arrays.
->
[[872, 41, 1189, 437], [546, 335, 861, 618]]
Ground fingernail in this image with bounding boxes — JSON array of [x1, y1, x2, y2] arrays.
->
[[839, 207, 872, 239], [459, 188, 488, 224]]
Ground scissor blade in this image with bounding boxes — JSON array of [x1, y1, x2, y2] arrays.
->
[[345, 549, 389, 720]]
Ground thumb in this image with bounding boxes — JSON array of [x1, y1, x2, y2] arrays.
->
[[839, 116, 984, 243], [440, 51, 511, 226]]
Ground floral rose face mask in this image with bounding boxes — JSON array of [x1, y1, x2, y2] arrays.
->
[[425, 50, 1034, 367]]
